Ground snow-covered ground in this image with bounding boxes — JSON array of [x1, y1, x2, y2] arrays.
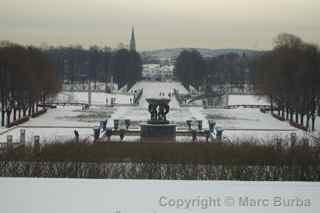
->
[[108, 81, 208, 130], [203, 108, 291, 130], [130, 81, 188, 109], [0, 105, 115, 143], [228, 94, 269, 106], [1, 81, 316, 144], [107, 106, 207, 129], [0, 90, 125, 143], [1, 178, 319, 213], [202, 107, 307, 142], [52, 91, 133, 105]]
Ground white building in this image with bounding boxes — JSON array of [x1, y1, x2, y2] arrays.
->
[[142, 64, 174, 81]]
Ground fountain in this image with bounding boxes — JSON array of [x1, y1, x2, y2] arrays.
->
[[140, 98, 176, 142]]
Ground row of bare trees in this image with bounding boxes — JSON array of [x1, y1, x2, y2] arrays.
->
[[174, 50, 256, 93], [45, 45, 112, 91], [46, 46, 142, 91], [255, 34, 320, 131], [0, 41, 61, 127]]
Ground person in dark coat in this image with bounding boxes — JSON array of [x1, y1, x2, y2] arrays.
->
[[74, 130, 79, 142]]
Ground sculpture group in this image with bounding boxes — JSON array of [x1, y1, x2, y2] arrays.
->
[[146, 98, 170, 124]]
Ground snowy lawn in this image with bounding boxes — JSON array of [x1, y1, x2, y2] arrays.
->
[[107, 106, 208, 129], [228, 94, 269, 106], [0, 127, 94, 144], [0, 90, 131, 142], [0, 178, 319, 213], [202, 107, 308, 142], [52, 91, 133, 105], [203, 108, 293, 130], [0, 105, 114, 143]]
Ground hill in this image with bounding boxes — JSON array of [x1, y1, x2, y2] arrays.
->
[[142, 48, 265, 61]]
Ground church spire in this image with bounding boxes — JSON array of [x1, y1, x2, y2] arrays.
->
[[129, 27, 136, 51]]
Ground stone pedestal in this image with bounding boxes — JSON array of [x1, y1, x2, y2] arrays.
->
[[140, 123, 176, 142]]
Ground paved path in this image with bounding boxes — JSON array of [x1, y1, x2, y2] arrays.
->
[[108, 81, 210, 128], [129, 81, 188, 109]]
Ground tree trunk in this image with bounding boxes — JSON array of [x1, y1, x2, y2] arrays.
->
[[1, 94, 5, 126], [300, 113, 304, 126], [29, 99, 32, 116], [306, 114, 310, 131], [13, 108, 17, 121], [6, 111, 11, 127], [31, 103, 35, 115], [43, 94, 46, 109], [28, 105, 32, 116], [0, 95, 4, 127], [312, 115, 316, 131], [1, 110, 5, 127], [281, 106, 285, 119], [270, 95, 274, 112]]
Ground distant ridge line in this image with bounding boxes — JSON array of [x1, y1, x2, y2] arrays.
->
[[142, 48, 266, 59]]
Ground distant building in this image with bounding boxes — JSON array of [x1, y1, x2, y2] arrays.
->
[[159, 65, 174, 80], [129, 27, 136, 51], [142, 64, 174, 81]]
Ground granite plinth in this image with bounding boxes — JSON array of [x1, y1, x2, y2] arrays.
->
[[140, 123, 176, 142]]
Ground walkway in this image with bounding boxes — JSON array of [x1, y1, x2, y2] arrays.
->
[[108, 81, 209, 129]]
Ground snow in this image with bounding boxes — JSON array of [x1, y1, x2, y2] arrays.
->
[[0, 105, 115, 143], [202, 108, 308, 142], [228, 94, 269, 106], [53, 91, 133, 105], [1, 127, 94, 144], [129, 81, 188, 109], [203, 108, 292, 130], [107, 106, 208, 129], [108, 81, 208, 129], [0, 81, 316, 144], [0, 178, 319, 213]]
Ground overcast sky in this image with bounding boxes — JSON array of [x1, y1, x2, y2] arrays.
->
[[1, 0, 319, 50]]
